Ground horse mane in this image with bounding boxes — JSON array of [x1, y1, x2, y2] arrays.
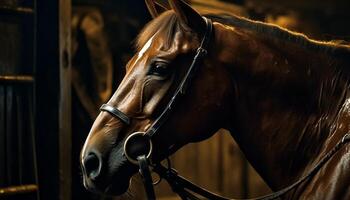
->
[[206, 13, 350, 61], [136, 11, 350, 63]]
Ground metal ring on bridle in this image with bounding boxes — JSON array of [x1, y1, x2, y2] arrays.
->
[[123, 132, 153, 165], [151, 172, 162, 185]]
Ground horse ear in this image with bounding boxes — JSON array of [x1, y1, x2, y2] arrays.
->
[[168, 0, 206, 34], [145, 0, 168, 18]]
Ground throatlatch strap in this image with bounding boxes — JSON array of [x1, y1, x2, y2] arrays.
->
[[138, 155, 156, 200]]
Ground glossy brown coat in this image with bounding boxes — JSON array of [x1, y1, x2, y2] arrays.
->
[[80, 1, 350, 199]]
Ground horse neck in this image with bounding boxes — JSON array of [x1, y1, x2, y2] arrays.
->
[[214, 22, 350, 189]]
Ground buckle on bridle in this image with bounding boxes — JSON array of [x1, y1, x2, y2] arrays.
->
[[123, 132, 153, 165], [196, 47, 207, 56]]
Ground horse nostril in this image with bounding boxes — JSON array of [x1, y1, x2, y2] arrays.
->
[[83, 152, 102, 181]]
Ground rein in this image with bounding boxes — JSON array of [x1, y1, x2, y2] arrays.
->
[[99, 17, 350, 200]]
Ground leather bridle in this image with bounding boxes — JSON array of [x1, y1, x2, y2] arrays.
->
[[99, 17, 350, 200], [101, 16, 212, 166]]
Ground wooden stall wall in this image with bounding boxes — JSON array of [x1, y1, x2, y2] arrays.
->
[[36, 0, 72, 199], [154, 130, 271, 200], [0, 0, 72, 199], [0, 1, 39, 200]]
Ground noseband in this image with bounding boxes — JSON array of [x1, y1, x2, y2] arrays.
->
[[99, 17, 350, 200], [100, 104, 130, 125]]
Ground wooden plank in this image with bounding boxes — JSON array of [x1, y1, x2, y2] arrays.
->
[[0, 184, 38, 197], [35, 0, 60, 199], [58, 0, 72, 199], [0, 6, 34, 15], [0, 20, 22, 75], [35, 0, 72, 199], [221, 130, 245, 198], [6, 86, 16, 185], [157, 131, 228, 198], [173, 142, 200, 183], [5, 86, 20, 185], [17, 87, 35, 184], [0, 0, 34, 7], [247, 164, 272, 198], [31, 2, 39, 198], [196, 133, 221, 192], [16, 87, 23, 184], [155, 129, 272, 199], [0, 86, 5, 187], [28, 86, 40, 200], [0, 75, 34, 84]]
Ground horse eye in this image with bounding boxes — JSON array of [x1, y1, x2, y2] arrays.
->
[[149, 61, 170, 77]]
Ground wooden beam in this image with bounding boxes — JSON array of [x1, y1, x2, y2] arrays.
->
[[0, 75, 34, 84], [35, 0, 71, 199], [0, 6, 34, 15], [0, 184, 38, 197], [36, 0, 60, 198], [59, 0, 72, 199], [0, 86, 4, 187]]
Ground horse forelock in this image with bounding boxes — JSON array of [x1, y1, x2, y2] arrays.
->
[[135, 11, 181, 52]]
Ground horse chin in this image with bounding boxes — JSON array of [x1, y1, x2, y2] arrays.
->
[[105, 167, 135, 196], [104, 145, 138, 196], [104, 179, 130, 196]]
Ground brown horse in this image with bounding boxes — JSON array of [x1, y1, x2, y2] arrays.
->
[[80, 0, 350, 199]]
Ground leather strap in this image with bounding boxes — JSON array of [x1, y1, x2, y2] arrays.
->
[[138, 155, 156, 200], [100, 104, 130, 125], [154, 165, 228, 200]]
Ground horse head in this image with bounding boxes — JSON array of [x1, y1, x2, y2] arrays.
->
[[80, 0, 233, 195]]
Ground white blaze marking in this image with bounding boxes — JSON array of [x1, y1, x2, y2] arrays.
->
[[136, 35, 155, 63]]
